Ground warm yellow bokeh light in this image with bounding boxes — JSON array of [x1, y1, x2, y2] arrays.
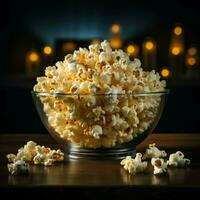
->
[[161, 68, 170, 77], [174, 26, 182, 35], [145, 41, 154, 50], [43, 46, 52, 55], [188, 47, 197, 56], [171, 47, 181, 55], [187, 57, 196, 66], [90, 39, 100, 44], [63, 42, 76, 51], [110, 38, 122, 49], [127, 45, 135, 54], [29, 52, 39, 62], [111, 24, 121, 33]]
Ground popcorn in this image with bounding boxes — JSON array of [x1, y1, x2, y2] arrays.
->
[[34, 41, 166, 148], [167, 151, 191, 167], [121, 156, 134, 173], [7, 160, 30, 175], [121, 153, 147, 174], [67, 62, 77, 74], [8, 141, 37, 162], [92, 106, 105, 120], [99, 52, 111, 63], [7, 141, 64, 168], [151, 158, 167, 175], [121, 146, 190, 176], [33, 146, 64, 166], [90, 125, 103, 139], [101, 40, 112, 53], [143, 143, 167, 160], [6, 154, 16, 163]]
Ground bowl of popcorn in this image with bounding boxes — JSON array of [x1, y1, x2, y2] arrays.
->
[[32, 40, 169, 159]]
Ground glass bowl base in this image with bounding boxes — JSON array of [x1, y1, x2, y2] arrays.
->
[[65, 144, 136, 160]]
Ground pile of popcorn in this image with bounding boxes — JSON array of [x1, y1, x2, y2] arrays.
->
[[121, 143, 191, 175], [7, 141, 64, 175], [34, 40, 166, 148]]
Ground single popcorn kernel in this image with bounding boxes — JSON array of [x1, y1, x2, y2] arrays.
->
[[167, 151, 191, 167], [151, 158, 168, 175], [143, 143, 167, 160], [33, 40, 167, 148], [121, 153, 147, 174]]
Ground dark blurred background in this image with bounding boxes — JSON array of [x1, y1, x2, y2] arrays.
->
[[0, 0, 200, 134]]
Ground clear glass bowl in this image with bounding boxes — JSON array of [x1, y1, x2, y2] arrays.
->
[[32, 90, 169, 159]]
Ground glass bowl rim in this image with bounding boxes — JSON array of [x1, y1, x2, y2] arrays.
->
[[31, 89, 170, 97]]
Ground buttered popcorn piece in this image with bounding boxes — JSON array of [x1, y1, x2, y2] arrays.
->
[[151, 158, 167, 175], [33, 146, 64, 166], [167, 151, 190, 167], [7, 141, 37, 163], [7, 160, 30, 175], [121, 156, 135, 174], [134, 153, 148, 173], [90, 125, 103, 139], [121, 153, 147, 174], [143, 143, 167, 160], [34, 40, 166, 148]]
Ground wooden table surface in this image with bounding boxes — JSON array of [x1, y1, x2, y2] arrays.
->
[[0, 133, 200, 199]]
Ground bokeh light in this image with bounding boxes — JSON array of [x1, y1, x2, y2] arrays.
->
[[43, 46, 52, 55]]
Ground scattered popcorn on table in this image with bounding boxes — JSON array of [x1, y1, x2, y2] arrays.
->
[[120, 153, 147, 174], [7, 141, 64, 170], [7, 141, 37, 163], [6, 154, 16, 163], [34, 40, 166, 148], [151, 158, 167, 175], [121, 156, 135, 174], [33, 146, 64, 166], [120, 145, 191, 175], [143, 143, 167, 160], [7, 160, 30, 175], [167, 151, 191, 167]]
